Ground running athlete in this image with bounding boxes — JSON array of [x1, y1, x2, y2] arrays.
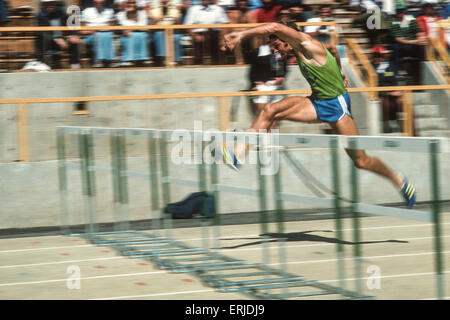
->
[[221, 21, 417, 208]]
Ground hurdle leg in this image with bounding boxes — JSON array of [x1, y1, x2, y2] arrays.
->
[[330, 136, 346, 296], [57, 127, 70, 235], [159, 133, 174, 240], [210, 136, 222, 251], [430, 140, 445, 299], [110, 134, 122, 232], [349, 138, 363, 296], [148, 132, 162, 237], [78, 131, 97, 234], [117, 131, 130, 231]]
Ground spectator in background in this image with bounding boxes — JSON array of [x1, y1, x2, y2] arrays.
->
[[248, 35, 287, 117], [81, 0, 116, 67], [228, 0, 253, 64], [253, 0, 281, 23], [216, 0, 235, 9], [304, 5, 336, 44], [184, 0, 229, 65], [115, 0, 151, 11], [416, 3, 443, 43], [0, 0, 10, 26], [288, 3, 309, 25], [441, 2, 450, 19], [389, 4, 426, 85], [116, 0, 150, 67], [150, 0, 184, 66], [371, 46, 406, 134], [35, 0, 81, 69], [277, 6, 290, 24]]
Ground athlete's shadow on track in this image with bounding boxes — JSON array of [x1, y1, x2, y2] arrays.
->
[[218, 230, 408, 250]]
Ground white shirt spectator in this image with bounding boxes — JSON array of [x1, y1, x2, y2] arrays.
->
[[81, 7, 115, 26], [116, 9, 149, 26], [304, 17, 337, 35], [216, 0, 236, 7], [184, 4, 229, 32], [150, 0, 182, 8]]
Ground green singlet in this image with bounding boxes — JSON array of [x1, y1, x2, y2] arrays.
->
[[297, 47, 346, 100]]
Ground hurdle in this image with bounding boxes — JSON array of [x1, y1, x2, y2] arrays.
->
[[272, 134, 448, 299], [57, 125, 374, 299]]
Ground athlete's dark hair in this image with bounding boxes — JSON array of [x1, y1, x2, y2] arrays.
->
[[279, 20, 300, 32]]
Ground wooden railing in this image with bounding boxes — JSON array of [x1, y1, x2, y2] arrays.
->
[[1, 84, 449, 162], [0, 22, 339, 68], [345, 38, 378, 100], [426, 36, 450, 83]]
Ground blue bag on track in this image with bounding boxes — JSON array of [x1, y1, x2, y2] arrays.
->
[[164, 192, 215, 219]]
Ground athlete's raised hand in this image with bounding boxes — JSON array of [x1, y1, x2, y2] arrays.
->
[[222, 32, 242, 52]]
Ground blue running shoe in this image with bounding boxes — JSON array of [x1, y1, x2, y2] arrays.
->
[[399, 174, 416, 208], [221, 146, 242, 171]]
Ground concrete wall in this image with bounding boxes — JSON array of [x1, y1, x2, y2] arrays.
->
[[1, 146, 449, 230]]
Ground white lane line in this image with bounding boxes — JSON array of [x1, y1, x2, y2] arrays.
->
[[1, 220, 450, 254], [2, 249, 449, 287], [0, 270, 166, 287], [0, 256, 125, 269], [93, 289, 215, 300], [93, 271, 450, 300], [1, 234, 449, 269]]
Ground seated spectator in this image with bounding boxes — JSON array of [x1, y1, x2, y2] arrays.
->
[[304, 5, 336, 44], [388, 4, 426, 85], [0, 0, 10, 26], [81, 0, 116, 67], [116, 0, 150, 67], [288, 3, 310, 25], [416, 3, 444, 45], [371, 46, 406, 133], [253, 0, 281, 23], [248, 35, 287, 117], [150, 0, 184, 66], [35, 0, 81, 69], [227, 0, 254, 64], [216, 0, 235, 10], [277, 6, 290, 24], [183, 0, 229, 65], [442, 2, 450, 19], [115, 0, 151, 11]]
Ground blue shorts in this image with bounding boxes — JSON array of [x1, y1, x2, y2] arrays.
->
[[308, 92, 352, 123]]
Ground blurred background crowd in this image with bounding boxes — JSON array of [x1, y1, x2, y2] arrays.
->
[[0, 0, 448, 71]]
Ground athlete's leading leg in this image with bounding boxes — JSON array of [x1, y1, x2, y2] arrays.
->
[[329, 115, 403, 189], [234, 96, 320, 158]]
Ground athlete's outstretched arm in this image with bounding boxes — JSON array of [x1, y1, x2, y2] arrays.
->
[[223, 22, 323, 59]]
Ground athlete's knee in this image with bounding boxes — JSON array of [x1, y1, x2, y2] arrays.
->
[[262, 103, 277, 120], [353, 156, 372, 170]]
